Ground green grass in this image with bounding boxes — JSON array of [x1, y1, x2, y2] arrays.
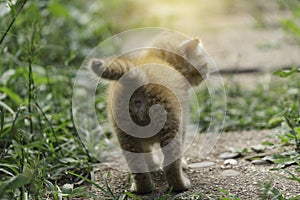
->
[[194, 72, 299, 133], [0, 0, 116, 198], [0, 0, 299, 199]]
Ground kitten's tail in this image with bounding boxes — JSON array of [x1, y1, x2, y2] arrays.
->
[[89, 58, 147, 85], [89, 58, 135, 80]]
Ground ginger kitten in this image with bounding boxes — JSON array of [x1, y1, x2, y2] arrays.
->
[[89, 33, 208, 193]]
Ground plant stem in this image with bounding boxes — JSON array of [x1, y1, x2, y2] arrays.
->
[[26, 22, 40, 136], [0, 107, 21, 159], [28, 57, 34, 135], [0, 0, 28, 45], [35, 102, 65, 157], [284, 116, 299, 152]]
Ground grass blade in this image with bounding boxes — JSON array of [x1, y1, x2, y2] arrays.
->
[[0, 172, 33, 197], [103, 173, 116, 199], [67, 171, 107, 194]]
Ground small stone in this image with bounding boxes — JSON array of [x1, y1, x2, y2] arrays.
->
[[220, 165, 229, 169], [189, 161, 215, 169], [221, 169, 240, 177], [219, 152, 240, 159], [251, 159, 272, 165], [62, 183, 73, 193], [224, 159, 238, 165], [251, 144, 265, 153]]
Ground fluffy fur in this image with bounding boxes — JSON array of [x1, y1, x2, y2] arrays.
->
[[89, 33, 208, 193]]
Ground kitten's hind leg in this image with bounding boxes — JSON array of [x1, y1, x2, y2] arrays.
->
[[160, 134, 191, 192], [144, 144, 163, 171], [164, 158, 191, 191], [118, 136, 154, 193], [123, 152, 154, 193], [129, 172, 153, 194]]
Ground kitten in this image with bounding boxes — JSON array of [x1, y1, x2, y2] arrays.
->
[[144, 32, 208, 86], [89, 33, 208, 193]]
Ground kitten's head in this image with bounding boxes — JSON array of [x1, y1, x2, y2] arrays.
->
[[178, 37, 208, 76], [178, 37, 207, 65]]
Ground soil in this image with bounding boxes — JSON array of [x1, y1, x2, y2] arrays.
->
[[92, 130, 299, 199], [144, 0, 300, 71]]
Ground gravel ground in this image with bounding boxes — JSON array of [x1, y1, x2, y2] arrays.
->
[[92, 130, 300, 199]]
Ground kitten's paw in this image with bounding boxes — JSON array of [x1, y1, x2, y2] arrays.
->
[[90, 59, 105, 76], [170, 175, 191, 192], [130, 181, 154, 194]]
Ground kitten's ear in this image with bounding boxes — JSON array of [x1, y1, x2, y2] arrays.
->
[[193, 37, 200, 43], [178, 37, 203, 58]]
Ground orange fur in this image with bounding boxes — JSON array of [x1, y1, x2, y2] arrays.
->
[[89, 32, 208, 193]]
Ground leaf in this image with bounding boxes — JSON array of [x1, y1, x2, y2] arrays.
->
[[268, 116, 283, 127], [261, 141, 274, 146], [103, 173, 116, 199], [284, 170, 300, 183], [124, 191, 139, 200], [0, 108, 3, 133], [118, 193, 128, 200], [290, 195, 300, 200], [273, 67, 300, 78], [67, 171, 107, 194], [59, 157, 78, 164], [0, 87, 22, 104], [241, 148, 249, 154], [0, 163, 19, 175], [64, 51, 76, 67], [0, 101, 15, 116], [44, 180, 59, 200], [218, 188, 229, 195], [259, 180, 285, 200], [282, 19, 300, 37], [0, 172, 33, 197], [0, 69, 16, 85], [277, 135, 290, 144], [267, 152, 300, 169], [295, 127, 300, 135], [6, 1, 16, 16], [72, 186, 95, 197], [49, 2, 70, 18], [0, 168, 14, 177]]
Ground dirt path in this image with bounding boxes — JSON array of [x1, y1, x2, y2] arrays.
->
[[143, 0, 300, 70], [92, 130, 299, 199]]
